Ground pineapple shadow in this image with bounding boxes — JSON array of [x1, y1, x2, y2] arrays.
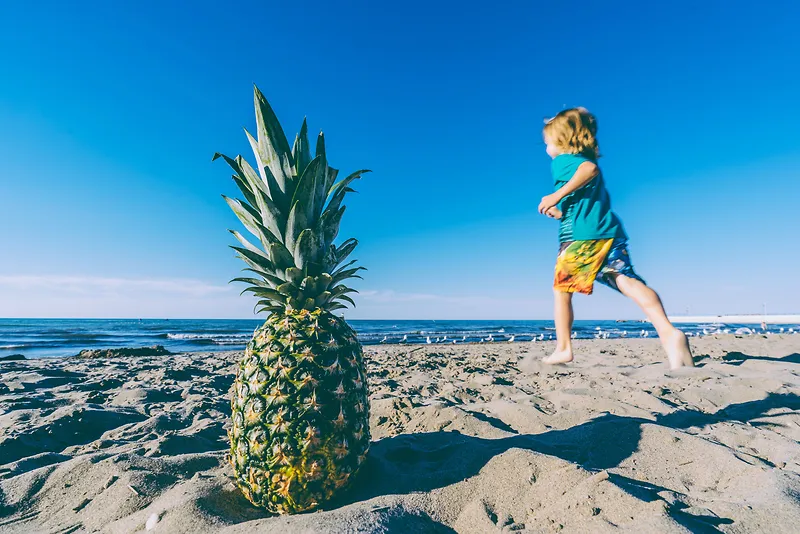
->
[[337, 391, 800, 531]]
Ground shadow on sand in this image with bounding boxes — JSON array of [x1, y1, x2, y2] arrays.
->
[[721, 352, 800, 366], [338, 392, 800, 532]]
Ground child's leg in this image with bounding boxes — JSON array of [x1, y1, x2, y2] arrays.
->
[[612, 274, 694, 369], [543, 290, 574, 364]]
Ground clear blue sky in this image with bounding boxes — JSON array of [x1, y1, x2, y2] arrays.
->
[[1, 0, 798, 319]]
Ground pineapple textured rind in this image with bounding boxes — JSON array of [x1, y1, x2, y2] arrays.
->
[[228, 308, 370, 514]]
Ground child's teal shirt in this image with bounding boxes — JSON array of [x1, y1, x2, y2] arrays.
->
[[552, 154, 627, 243]]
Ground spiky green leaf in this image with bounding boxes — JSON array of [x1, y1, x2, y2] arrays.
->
[[284, 201, 307, 253], [242, 268, 283, 287], [290, 157, 322, 227], [253, 86, 293, 195], [314, 291, 332, 306], [331, 266, 365, 286], [229, 230, 266, 258], [229, 173, 259, 210], [320, 206, 345, 248], [230, 277, 273, 288], [293, 228, 321, 271], [276, 282, 299, 297], [242, 287, 287, 302], [223, 196, 273, 245], [292, 118, 311, 178], [336, 294, 357, 307], [268, 242, 295, 270], [245, 129, 288, 210], [231, 246, 274, 271], [284, 267, 304, 284], [334, 238, 358, 266], [325, 170, 369, 216], [330, 284, 359, 298], [317, 273, 333, 291]]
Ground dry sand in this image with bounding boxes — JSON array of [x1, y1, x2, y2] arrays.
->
[[1, 335, 799, 533]]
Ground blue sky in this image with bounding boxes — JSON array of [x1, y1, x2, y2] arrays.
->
[[1, 0, 798, 319]]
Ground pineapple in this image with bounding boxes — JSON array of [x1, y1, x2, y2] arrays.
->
[[215, 86, 370, 514]]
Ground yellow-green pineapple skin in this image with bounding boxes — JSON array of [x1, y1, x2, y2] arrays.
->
[[229, 308, 370, 514]]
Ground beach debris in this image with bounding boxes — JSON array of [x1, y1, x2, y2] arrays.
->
[[75, 345, 172, 359], [72, 498, 91, 512], [127, 484, 141, 496], [103, 475, 119, 489], [145, 513, 160, 530]]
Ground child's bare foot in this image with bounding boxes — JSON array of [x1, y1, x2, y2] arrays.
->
[[543, 348, 573, 365], [664, 329, 694, 369]]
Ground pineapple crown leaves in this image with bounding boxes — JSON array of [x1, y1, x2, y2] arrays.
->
[[214, 85, 370, 314]]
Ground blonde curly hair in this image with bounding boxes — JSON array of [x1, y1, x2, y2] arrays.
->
[[543, 107, 600, 160]]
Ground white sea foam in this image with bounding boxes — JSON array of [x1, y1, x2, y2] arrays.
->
[[166, 333, 249, 344]]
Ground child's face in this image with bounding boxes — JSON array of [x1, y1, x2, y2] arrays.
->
[[544, 133, 561, 159]]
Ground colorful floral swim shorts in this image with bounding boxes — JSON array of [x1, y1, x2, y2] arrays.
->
[[553, 239, 645, 294]]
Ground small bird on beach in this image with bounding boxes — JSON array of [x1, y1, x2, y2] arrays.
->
[[571, 331, 577, 339], [426, 336, 432, 344], [380, 336, 388, 344], [621, 331, 627, 338], [400, 334, 408, 343], [538, 334, 545, 341], [508, 335, 515, 343], [487, 335, 494, 342]]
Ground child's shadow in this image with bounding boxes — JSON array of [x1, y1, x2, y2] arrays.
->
[[339, 392, 800, 531], [721, 351, 800, 366]]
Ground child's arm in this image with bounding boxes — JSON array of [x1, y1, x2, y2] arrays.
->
[[538, 161, 599, 214]]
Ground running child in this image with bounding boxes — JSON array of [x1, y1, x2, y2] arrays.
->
[[532, 107, 694, 369]]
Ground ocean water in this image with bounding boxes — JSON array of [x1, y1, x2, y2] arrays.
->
[[1, 318, 798, 360]]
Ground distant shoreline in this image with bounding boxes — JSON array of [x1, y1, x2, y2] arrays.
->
[[667, 314, 800, 324]]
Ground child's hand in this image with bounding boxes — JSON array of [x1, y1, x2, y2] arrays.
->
[[538, 193, 560, 215], [545, 206, 562, 219]]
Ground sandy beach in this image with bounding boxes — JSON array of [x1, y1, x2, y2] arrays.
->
[[1, 335, 799, 533]]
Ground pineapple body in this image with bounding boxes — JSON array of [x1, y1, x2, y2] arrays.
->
[[229, 309, 370, 514]]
